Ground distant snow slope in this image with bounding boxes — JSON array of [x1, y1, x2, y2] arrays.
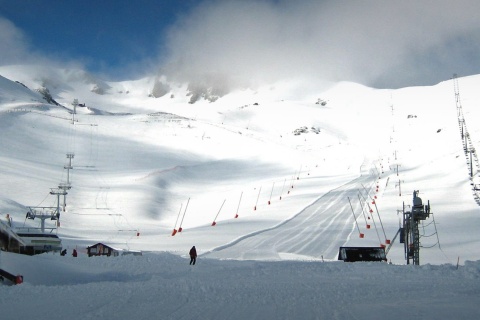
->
[[0, 74, 43, 106]]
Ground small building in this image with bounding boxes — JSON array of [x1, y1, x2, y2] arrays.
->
[[86, 243, 142, 257], [87, 243, 119, 257], [338, 246, 387, 262]]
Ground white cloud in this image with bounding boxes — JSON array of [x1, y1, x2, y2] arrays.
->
[[161, 0, 480, 88], [0, 17, 31, 65], [0, 16, 85, 75]]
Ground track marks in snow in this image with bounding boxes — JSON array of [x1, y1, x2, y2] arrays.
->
[[205, 172, 378, 260]]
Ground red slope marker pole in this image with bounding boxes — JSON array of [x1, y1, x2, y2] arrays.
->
[[373, 201, 389, 244], [254, 186, 262, 210], [297, 165, 302, 180], [357, 193, 370, 229], [348, 197, 364, 238], [367, 201, 382, 245], [268, 182, 275, 205], [289, 172, 296, 193], [172, 202, 183, 236], [279, 178, 286, 200], [235, 191, 243, 218], [178, 197, 190, 232], [212, 199, 226, 226], [360, 191, 382, 245]]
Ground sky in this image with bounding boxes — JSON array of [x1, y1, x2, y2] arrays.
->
[[1, 0, 480, 88], [0, 0, 200, 77]]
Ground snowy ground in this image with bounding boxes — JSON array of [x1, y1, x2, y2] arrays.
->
[[1, 66, 480, 319], [2, 250, 480, 320]]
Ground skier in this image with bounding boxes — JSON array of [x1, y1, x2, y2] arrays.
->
[[72, 249, 77, 257], [189, 246, 197, 265]]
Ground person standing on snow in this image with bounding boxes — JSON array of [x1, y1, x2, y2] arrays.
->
[[189, 246, 197, 265]]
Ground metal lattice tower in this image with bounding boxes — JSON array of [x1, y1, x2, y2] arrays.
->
[[452, 74, 480, 203], [402, 190, 432, 265], [453, 73, 461, 110]]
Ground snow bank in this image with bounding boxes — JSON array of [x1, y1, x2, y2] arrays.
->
[[1, 251, 479, 320]]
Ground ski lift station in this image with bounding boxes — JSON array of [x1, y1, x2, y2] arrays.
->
[[338, 190, 436, 265], [0, 209, 62, 255], [338, 247, 387, 262]]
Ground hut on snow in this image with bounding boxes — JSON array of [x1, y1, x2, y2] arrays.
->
[[86, 243, 142, 257]]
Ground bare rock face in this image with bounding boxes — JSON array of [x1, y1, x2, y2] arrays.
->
[[91, 84, 107, 95], [36, 86, 59, 105], [186, 82, 225, 104], [150, 79, 171, 98]]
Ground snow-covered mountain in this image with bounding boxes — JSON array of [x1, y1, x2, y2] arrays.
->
[[1, 64, 479, 319], [1, 64, 479, 263]]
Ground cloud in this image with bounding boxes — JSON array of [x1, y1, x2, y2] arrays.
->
[[161, 0, 480, 89], [0, 16, 85, 73], [0, 17, 31, 65]]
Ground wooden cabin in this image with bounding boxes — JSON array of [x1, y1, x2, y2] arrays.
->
[[86, 243, 120, 257], [86, 243, 141, 257]]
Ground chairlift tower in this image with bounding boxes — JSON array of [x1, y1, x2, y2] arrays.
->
[[24, 187, 64, 233], [50, 187, 67, 222], [26, 207, 59, 233], [58, 183, 71, 212], [453, 73, 463, 118], [58, 153, 74, 211], [64, 153, 74, 184], [402, 190, 432, 265], [72, 99, 78, 124]]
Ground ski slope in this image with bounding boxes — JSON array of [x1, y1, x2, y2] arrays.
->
[[206, 169, 380, 261]]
